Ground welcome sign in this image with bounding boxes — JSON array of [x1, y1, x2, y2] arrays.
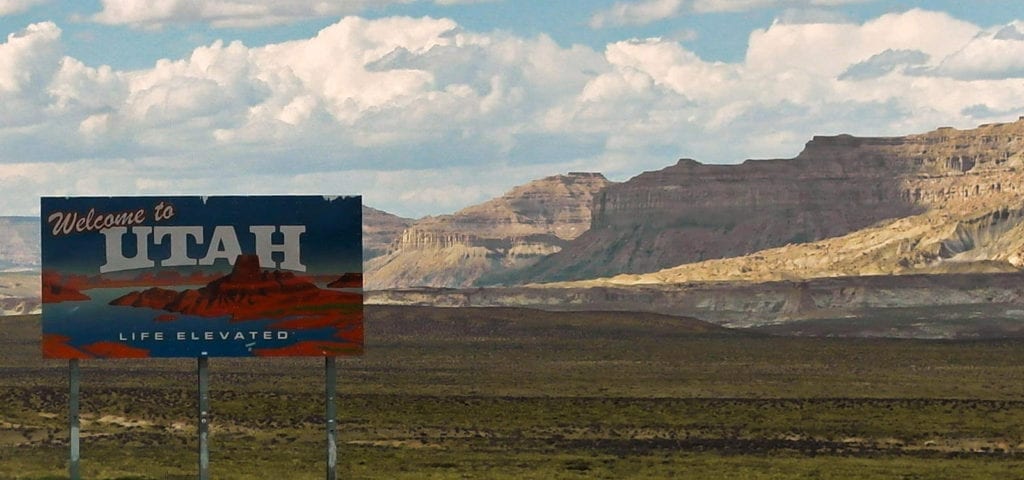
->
[[41, 196, 363, 359]]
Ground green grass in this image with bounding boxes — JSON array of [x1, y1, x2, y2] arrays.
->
[[3, 307, 1024, 478]]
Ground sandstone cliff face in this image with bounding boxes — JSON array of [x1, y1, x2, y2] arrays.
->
[[364, 173, 614, 289], [564, 205, 1024, 287], [520, 120, 1024, 282], [363, 206, 413, 261]]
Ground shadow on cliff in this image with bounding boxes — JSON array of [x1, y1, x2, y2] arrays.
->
[[499, 134, 942, 284]]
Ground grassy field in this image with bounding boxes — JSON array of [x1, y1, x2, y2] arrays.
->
[[3, 307, 1024, 479]]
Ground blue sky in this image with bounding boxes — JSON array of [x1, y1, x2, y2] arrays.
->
[[3, 0, 1024, 217], [7, 1, 1022, 71]]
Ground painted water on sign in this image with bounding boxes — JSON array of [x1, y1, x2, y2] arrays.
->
[[44, 285, 361, 358]]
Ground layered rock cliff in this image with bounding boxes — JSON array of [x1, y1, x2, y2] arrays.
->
[[364, 172, 614, 289], [519, 120, 1024, 283], [363, 206, 413, 261]]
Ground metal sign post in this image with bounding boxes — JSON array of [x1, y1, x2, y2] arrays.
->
[[326, 356, 338, 480], [69, 359, 81, 480], [198, 356, 210, 480]]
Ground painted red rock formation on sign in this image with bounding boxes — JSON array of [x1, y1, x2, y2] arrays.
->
[[42, 334, 152, 359], [42, 334, 91, 358], [109, 254, 362, 326], [41, 272, 90, 303], [327, 272, 362, 288]]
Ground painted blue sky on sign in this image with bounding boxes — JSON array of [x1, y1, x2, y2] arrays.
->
[[3, 1, 1024, 218]]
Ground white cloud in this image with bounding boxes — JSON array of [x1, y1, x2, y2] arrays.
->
[[745, 9, 977, 77], [933, 21, 1024, 80], [838, 49, 929, 80], [590, 0, 685, 29], [90, 0, 414, 28], [0, 0, 48, 16], [0, 16, 609, 214], [774, 7, 852, 24], [589, 0, 877, 28], [603, 38, 739, 99], [0, 22, 62, 93], [693, 0, 875, 13], [86, 0, 503, 28], [556, 8, 1024, 172], [0, 22, 66, 129], [5, 10, 1024, 217]]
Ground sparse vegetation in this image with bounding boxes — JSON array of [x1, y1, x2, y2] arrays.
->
[[3, 308, 1024, 479]]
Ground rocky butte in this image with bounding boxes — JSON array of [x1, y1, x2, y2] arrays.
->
[[365, 172, 614, 289], [40, 272, 89, 303], [362, 206, 413, 261], [517, 120, 1024, 283]]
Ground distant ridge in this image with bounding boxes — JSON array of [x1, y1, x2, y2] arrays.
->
[[363, 206, 414, 261], [516, 119, 1024, 284], [364, 172, 614, 289]]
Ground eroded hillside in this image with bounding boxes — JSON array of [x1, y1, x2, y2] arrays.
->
[[365, 173, 614, 289], [519, 120, 1024, 283]]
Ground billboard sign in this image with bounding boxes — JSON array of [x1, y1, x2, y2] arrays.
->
[[41, 196, 363, 359]]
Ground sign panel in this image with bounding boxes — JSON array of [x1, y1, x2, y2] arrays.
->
[[41, 196, 362, 358]]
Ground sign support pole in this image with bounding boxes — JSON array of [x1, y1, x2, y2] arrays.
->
[[69, 359, 80, 480], [198, 356, 210, 480], [326, 356, 338, 480]]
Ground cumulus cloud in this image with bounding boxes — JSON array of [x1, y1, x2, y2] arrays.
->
[[933, 21, 1024, 80], [0, 22, 68, 130], [0, 0, 49, 16], [774, 7, 853, 24], [90, 0, 414, 28], [590, 0, 684, 29], [693, 0, 876, 12], [838, 49, 929, 80], [87, 0, 504, 28], [745, 9, 977, 77], [4, 9, 1024, 217], [590, 0, 877, 28], [564, 8, 1024, 169], [0, 16, 609, 214]]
